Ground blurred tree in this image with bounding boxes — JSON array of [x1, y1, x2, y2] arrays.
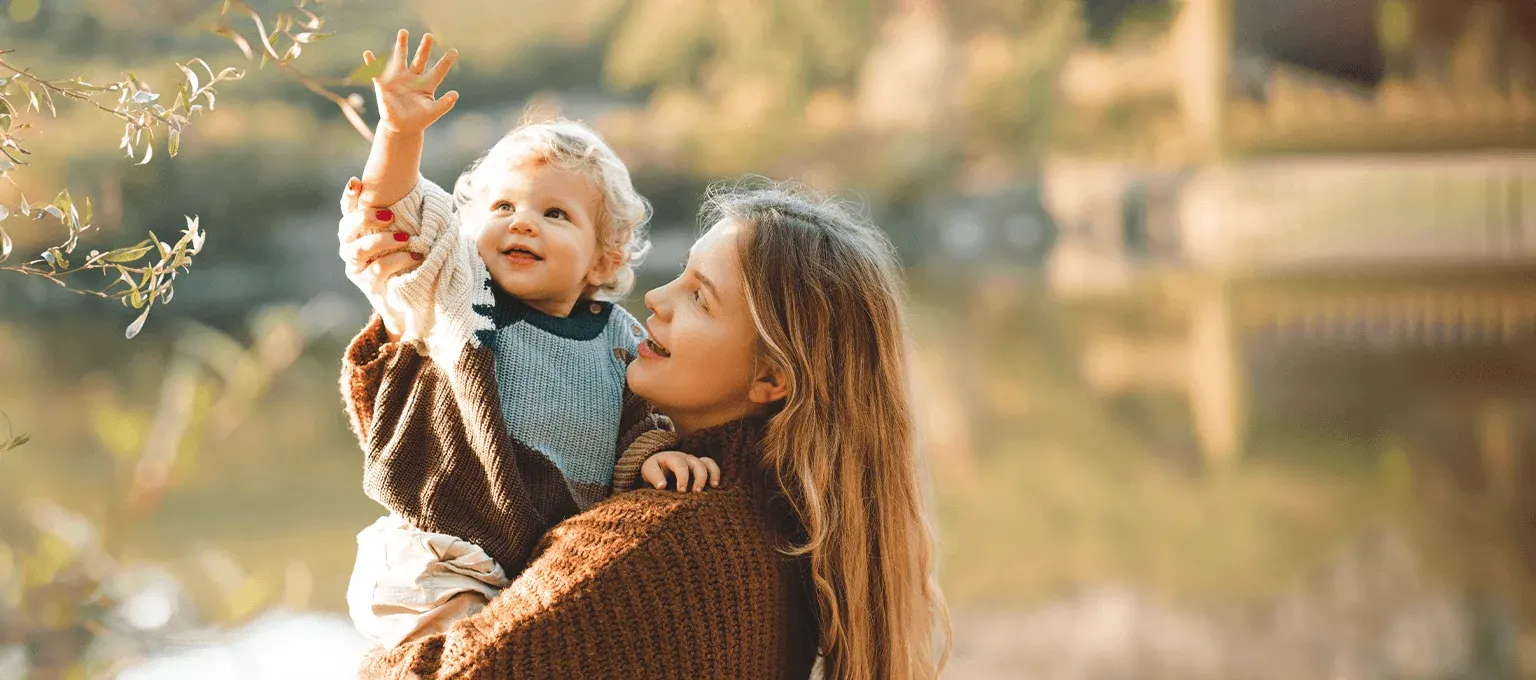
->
[[0, 0, 364, 338]]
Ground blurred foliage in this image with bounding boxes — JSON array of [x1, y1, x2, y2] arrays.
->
[[0, 0, 357, 337], [0, 301, 354, 678]]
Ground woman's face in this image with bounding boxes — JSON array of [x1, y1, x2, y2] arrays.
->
[[628, 219, 768, 435]]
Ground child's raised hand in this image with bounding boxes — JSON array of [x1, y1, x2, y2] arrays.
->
[[640, 451, 721, 493], [365, 30, 459, 136]]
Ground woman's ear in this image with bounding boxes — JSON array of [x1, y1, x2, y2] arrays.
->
[[748, 361, 789, 405]]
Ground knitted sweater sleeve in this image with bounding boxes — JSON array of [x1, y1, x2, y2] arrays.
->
[[357, 493, 730, 680], [379, 177, 487, 353], [340, 312, 585, 576]]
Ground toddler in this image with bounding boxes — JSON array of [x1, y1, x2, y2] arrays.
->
[[340, 30, 712, 648]]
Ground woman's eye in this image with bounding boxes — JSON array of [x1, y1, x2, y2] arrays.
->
[[692, 288, 707, 308], [544, 207, 568, 220]]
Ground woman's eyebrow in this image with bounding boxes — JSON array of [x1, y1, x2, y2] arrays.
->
[[694, 270, 721, 301]]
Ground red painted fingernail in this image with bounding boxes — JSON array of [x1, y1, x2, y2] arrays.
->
[[412, 253, 424, 261], [393, 231, 409, 242], [375, 209, 393, 221]]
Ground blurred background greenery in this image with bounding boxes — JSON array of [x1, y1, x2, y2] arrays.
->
[[3, 0, 1536, 677]]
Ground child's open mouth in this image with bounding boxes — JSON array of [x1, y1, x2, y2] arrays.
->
[[642, 338, 671, 358], [500, 245, 543, 262]]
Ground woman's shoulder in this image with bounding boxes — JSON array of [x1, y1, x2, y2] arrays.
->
[[535, 487, 770, 570]]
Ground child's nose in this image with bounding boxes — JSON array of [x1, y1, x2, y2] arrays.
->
[[507, 210, 539, 234]]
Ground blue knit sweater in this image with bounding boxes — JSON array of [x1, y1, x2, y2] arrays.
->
[[378, 176, 643, 506]]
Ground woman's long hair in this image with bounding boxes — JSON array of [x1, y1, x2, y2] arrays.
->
[[704, 181, 952, 680]]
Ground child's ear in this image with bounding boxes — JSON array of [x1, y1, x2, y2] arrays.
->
[[748, 361, 789, 406], [585, 250, 623, 288]]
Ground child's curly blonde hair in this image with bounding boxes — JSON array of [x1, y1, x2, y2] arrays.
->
[[452, 119, 652, 299]]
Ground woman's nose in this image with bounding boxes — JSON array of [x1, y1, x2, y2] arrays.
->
[[643, 284, 670, 320]]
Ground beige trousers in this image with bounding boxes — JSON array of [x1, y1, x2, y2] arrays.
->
[[346, 514, 512, 648]]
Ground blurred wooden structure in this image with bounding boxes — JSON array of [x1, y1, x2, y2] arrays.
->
[[1046, 0, 1536, 467]]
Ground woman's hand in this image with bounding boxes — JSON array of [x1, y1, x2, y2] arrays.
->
[[339, 177, 421, 340], [640, 451, 721, 492], [366, 30, 458, 136]]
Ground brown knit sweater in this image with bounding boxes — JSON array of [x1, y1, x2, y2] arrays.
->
[[341, 315, 665, 577], [356, 416, 821, 679]]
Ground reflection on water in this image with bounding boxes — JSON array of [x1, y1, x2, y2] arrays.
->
[[3, 277, 1535, 678], [117, 611, 367, 680]]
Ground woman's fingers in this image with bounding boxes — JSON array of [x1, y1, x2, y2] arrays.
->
[[700, 457, 721, 488], [341, 231, 409, 268], [354, 250, 420, 283], [338, 207, 395, 244], [410, 33, 434, 74], [340, 176, 362, 216]]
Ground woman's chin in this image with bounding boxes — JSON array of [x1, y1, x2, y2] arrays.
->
[[625, 361, 658, 398]]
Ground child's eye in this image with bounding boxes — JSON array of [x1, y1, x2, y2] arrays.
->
[[492, 201, 513, 212], [544, 207, 567, 220]]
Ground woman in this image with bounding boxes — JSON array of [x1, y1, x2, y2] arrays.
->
[[337, 180, 951, 679]]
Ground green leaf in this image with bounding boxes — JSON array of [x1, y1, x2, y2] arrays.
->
[[105, 244, 155, 263], [125, 308, 150, 339], [8, 0, 40, 23], [0, 225, 11, 263], [129, 285, 144, 309], [178, 63, 201, 97], [17, 81, 38, 113], [5, 434, 30, 451], [348, 59, 386, 84]]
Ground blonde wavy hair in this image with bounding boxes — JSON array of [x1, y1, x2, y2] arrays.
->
[[704, 181, 952, 680], [453, 119, 652, 299]]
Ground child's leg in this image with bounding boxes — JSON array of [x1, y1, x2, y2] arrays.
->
[[347, 515, 511, 648]]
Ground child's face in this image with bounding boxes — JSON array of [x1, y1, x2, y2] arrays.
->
[[474, 161, 613, 317]]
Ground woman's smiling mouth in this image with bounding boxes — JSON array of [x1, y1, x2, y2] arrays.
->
[[639, 337, 671, 359]]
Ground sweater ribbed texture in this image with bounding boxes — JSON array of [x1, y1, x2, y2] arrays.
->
[[356, 417, 821, 679], [382, 177, 642, 495], [341, 315, 664, 577]]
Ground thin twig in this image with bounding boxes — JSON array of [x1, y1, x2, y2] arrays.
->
[[225, 0, 372, 141], [0, 55, 148, 130]]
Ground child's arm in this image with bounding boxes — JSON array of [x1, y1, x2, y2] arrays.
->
[[340, 30, 472, 345], [358, 30, 459, 209]]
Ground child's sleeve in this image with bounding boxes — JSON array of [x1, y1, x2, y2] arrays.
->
[[379, 177, 485, 347]]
